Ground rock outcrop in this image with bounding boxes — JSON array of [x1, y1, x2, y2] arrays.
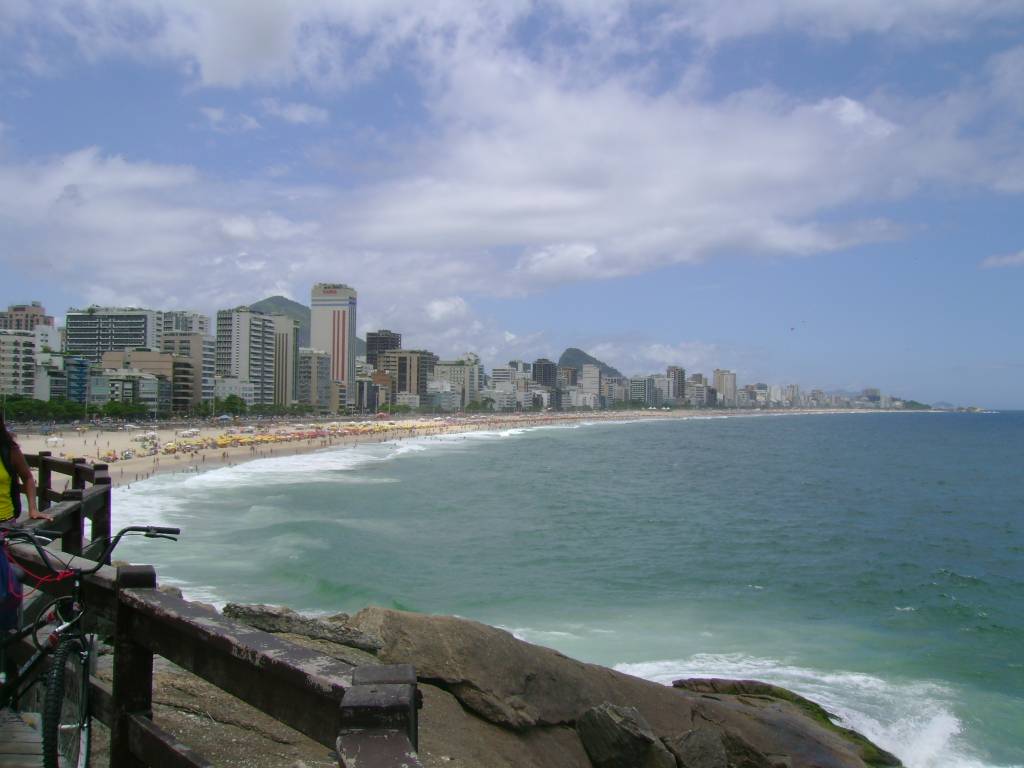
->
[[349, 606, 903, 768], [92, 603, 901, 768]]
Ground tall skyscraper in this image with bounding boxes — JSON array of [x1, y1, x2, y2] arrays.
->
[[271, 314, 300, 407], [365, 330, 401, 369], [532, 358, 558, 389], [163, 332, 216, 406], [65, 306, 163, 363], [714, 369, 737, 407], [667, 366, 686, 401], [310, 283, 357, 405], [580, 364, 602, 399], [216, 307, 276, 406]]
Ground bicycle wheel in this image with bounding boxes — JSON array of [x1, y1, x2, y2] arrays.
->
[[42, 637, 91, 768]]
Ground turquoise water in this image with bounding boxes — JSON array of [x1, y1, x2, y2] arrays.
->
[[113, 412, 1024, 767]]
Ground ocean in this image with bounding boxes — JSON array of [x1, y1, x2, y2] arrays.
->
[[111, 411, 1024, 767]]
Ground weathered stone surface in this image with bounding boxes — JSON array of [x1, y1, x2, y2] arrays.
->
[[417, 683, 592, 768], [576, 703, 675, 768], [675, 680, 901, 768], [223, 602, 382, 652], [350, 606, 696, 734], [352, 607, 902, 768], [664, 728, 730, 768]]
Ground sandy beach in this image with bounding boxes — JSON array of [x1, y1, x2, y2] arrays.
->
[[11, 408, 882, 490]]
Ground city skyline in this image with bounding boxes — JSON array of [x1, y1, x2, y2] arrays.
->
[[2, 4, 1023, 407], [0, 296, 929, 405]]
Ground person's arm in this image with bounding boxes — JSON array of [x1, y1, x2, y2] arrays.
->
[[11, 444, 50, 521]]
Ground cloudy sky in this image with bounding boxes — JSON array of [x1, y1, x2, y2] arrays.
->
[[2, 1, 1023, 407]]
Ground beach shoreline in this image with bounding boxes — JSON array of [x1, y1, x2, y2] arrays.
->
[[13, 408, 902, 489]]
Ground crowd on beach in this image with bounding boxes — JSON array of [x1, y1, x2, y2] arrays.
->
[[12, 408, 879, 489]]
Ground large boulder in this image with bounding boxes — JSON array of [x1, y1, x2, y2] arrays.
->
[[576, 703, 675, 768], [351, 607, 903, 768]]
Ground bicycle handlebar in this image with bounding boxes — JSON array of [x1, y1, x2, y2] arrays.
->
[[1, 525, 179, 576]]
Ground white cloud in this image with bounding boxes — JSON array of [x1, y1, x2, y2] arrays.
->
[[3, 2, 1024, 370], [661, 0, 1024, 45], [260, 98, 328, 125], [199, 106, 260, 133], [424, 297, 469, 322], [980, 250, 1024, 269]]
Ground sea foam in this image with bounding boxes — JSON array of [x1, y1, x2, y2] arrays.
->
[[615, 654, 1019, 768]]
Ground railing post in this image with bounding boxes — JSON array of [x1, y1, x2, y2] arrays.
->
[[37, 450, 52, 512], [71, 457, 87, 491], [338, 664, 421, 766], [59, 489, 84, 556], [91, 475, 112, 557], [111, 565, 157, 768]]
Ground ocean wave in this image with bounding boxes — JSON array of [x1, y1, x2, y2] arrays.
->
[[614, 654, 1018, 768]]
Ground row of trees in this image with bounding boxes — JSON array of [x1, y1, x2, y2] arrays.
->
[[1, 396, 149, 422]]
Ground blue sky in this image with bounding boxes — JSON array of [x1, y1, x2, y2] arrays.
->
[[1, 1, 1023, 407]]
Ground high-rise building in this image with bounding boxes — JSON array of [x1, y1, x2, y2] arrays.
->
[[508, 360, 532, 376], [629, 376, 655, 405], [162, 311, 211, 337], [163, 333, 216, 405], [0, 301, 54, 331], [433, 353, 484, 408], [651, 375, 672, 406], [271, 314, 299, 407], [667, 366, 686, 401], [714, 369, 737, 407], [532, 358, 558, 389], [580, 364, 602, 399], [65, 307, 163, 363], [310, 283, 357, 405], [102, 348, 190, 413], [216, 307, 276, 406], [297, 348, 333, 413], [377, 350, 425, 403], [365, 330, 402, 369], [0, 329, 36, 396]]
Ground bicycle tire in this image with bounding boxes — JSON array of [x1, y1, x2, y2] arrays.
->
[[42, 637, 91, 768]]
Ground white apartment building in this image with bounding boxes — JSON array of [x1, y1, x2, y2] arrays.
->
[[433, 353, 484, 408], [714, 369, 737, 407], [0, 329, 36, 397], [580, 364, 602, 399], [216, 307, 276, 406], [310, 283, 357, 406], [65, 307, 163, 363]]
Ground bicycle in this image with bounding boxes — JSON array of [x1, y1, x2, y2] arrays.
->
[[1, 524, 179, 768]]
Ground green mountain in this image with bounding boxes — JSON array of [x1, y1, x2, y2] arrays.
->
[[557, 347, 624, 379], [249, 295, 365, 355], [250, 295, 311, 346]]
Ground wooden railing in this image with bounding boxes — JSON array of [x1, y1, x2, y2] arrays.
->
[[9, 455, 423, 768]]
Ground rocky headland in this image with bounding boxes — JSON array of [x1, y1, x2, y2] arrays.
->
[[91, 602, 902, 768]]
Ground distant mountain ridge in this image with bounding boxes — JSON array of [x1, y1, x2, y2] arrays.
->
[[557, 347, 624, 379], [249, 295, 365, 355]]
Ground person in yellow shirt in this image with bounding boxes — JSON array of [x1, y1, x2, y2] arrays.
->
[[0, 416, 47, 524]]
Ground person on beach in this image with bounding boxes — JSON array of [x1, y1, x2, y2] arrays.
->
[[0, 416, 52, 525]]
